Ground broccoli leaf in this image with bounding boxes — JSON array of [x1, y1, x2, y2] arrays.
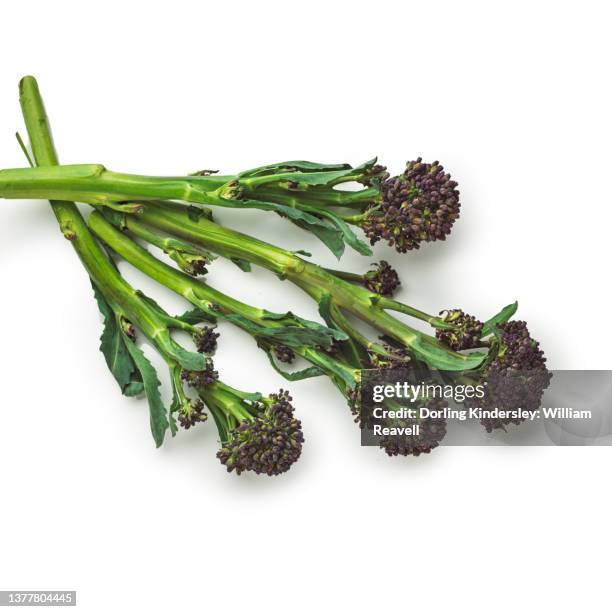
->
[[176, 307, 216, 325], [482, 302, 518, 336], [239, 158, 377, 186], [272, 168, 360, 187], [212, 193, 351, 258], [168, 388, 179, 437], [413, 334, 487, 372], [317, 293, 334, 326], [222, 315, 312, 347], [262, 349, 325, 381], [238, 160, 352, 178], [91, 282, 145, 396], [290, 218, 346, 259], [317, 294, 367, 369], [133, 292, 207, 372], [259, 311, 348, 345], [168, 366, 182, 437], [122, 335, 169, 448], [166, 337, 207, 371], [301, 205, 372, 256], [99, 207, 127, 229], [186, 205, 213, 222], [230, 257, 252, 272], [222, 311, 345, 349]]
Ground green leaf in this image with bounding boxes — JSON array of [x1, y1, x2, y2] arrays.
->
[[168, 365, 183, 437], [307, 351, 358, 389], [168, 390, 179, 437], [318, 294, 368, 369], [329, 218, 372, 257], [176, 307, 216, 325], [301, 204, 372, 256], [99, 207, 127, 229], [482, 302, 518, 336], [290, 218, 345, 259], [134, 290, 170, 317], [352, 158, 378, 174], [230, 257, 252, 272], [222, 313, 339, 349], [259, 310, 348, 345], [412, 334, 487, 372], [187, 205, 208, 222], [134, 292, 208, 372], [263, 349, 326, 381], [239, 160, 352, 178], [238, 159, 378, 193], [213, 192, 350, 258], [167, 338, 207, 371], [122, 335, 169, 448], [91, 282, 144, 396], [124, 380, 146, 397], [290, 315, 348, 343]]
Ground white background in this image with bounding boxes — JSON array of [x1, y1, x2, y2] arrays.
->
[[1, 1, 610, 610]]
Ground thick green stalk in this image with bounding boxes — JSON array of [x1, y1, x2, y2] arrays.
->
[[133, 201, 299, 275], [19, 77, 211, 374], [18, 77, 195, 366], [0, 159, 384, 257], [201, 384, 254, 427], [133, 202, 484, 371], [89, 211, 275, 324], [0, 163, 230, 205], [0, 164, 375, 210], [88, 211, 360, 385]]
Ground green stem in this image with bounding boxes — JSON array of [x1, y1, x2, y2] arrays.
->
[[123, 216, 210, 258], [132, 202, 484, 372], [137, 201, 299, 276], [18, 76, 201, 369], [0, 163, 230, 206], [378, 296, 446, 328], [89, 211, 271, 322], [88, 210, 363, 390], [198, 382, 255, 423]]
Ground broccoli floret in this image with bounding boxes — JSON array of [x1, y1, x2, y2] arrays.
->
[[475, 321, 551, 432], [274, 345, 296, 364], [363, 261, 400, 297], [181, 358, 219, 388], [208, 388, 304, 476], [436, 309, 484, 351], [193, 326, 220, 354], [363, 159, 460, 252]]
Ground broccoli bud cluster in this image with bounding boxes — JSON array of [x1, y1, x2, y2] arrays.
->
[[181, 358, 219, 389], [193, 326, 220, 354], [477, 321, 551, 432], [187, 256, 209, 277], [217, 390, 304, 476], [363, 261, 400, 297], [364, 158, 460, 252], [435, 309, 484, 350], [358, 163, 390, 186], [178, 399, 207, 429], [274, 345, 296, 364]]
